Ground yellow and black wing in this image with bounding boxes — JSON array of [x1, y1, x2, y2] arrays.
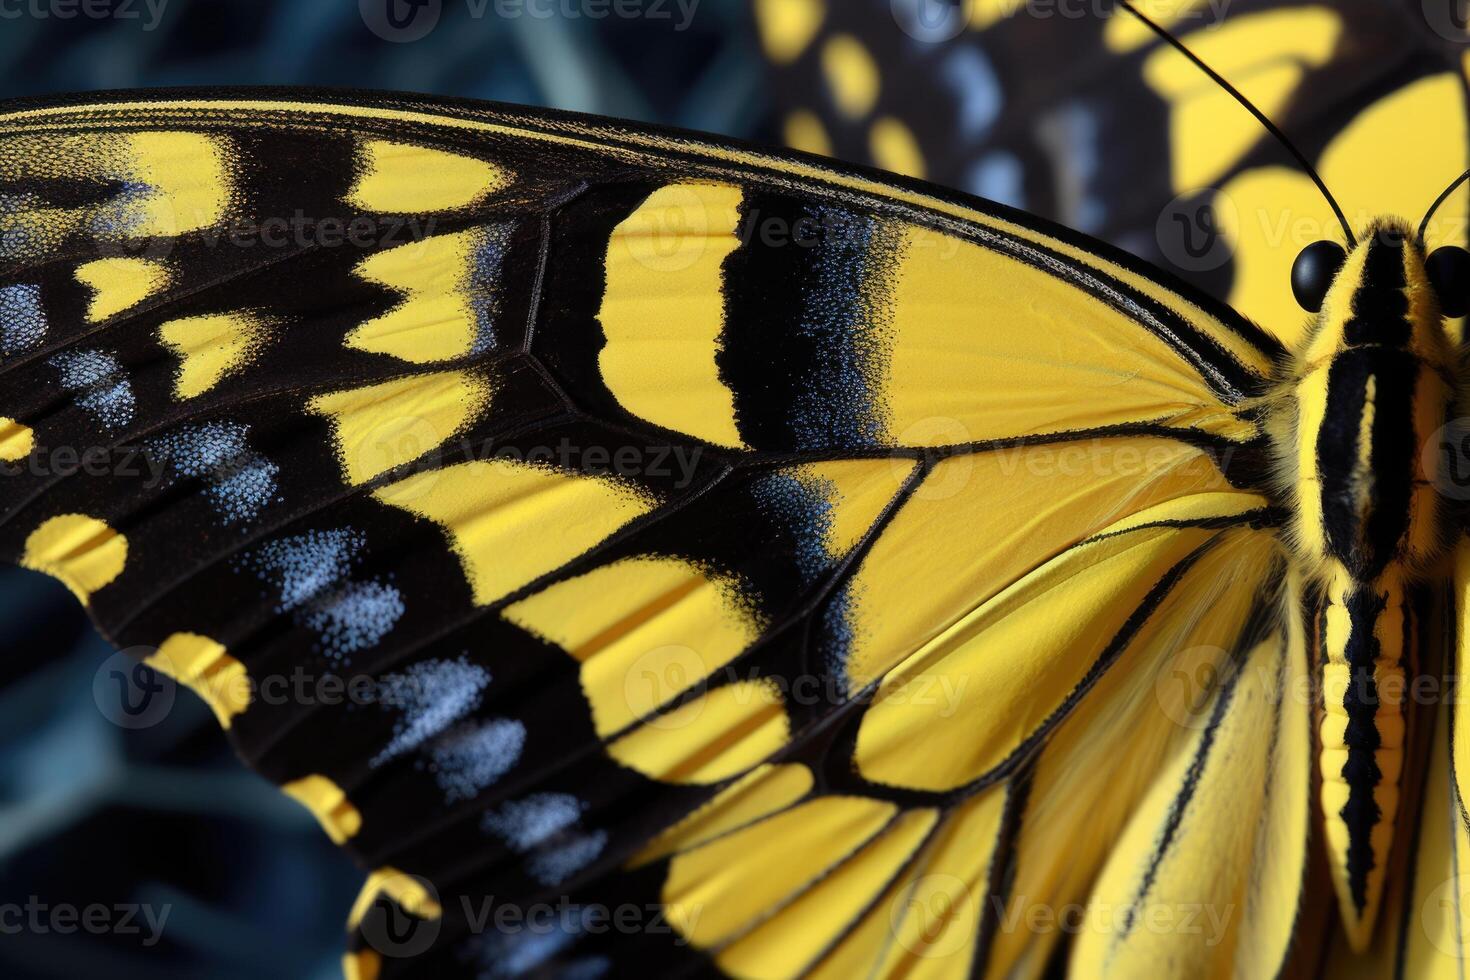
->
[[754, 0, 1470, 344], [0, 89, 1300, 978]]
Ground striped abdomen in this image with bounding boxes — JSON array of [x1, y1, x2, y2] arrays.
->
[[1316, 570, 1411, 944]]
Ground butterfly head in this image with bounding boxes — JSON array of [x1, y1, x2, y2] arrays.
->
[[1291, 218, 1464, 369]]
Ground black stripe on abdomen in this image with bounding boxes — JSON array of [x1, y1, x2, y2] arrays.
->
[[1340, 583, 1387, 908]]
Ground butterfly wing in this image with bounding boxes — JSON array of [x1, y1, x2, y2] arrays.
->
[[0, 90, 1296, 978]]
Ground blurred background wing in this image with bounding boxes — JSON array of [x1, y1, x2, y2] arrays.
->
[[753, 0, 1470, 343]]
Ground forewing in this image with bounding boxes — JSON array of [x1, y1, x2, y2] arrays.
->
[[0, 90, 1289, 978]]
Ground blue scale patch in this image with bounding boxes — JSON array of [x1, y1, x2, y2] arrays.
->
[[0, 192, 38, 258], [88, 181, 154, 237], [48, 349, 135, 430], [751, 471, 837, 584], [148, 422, 281, 525], [470, 222, 514, 354], [471, 905, 607, 980], [428, 716, 525, 804], [242, 528, 405, 661], [0, 282, 46, 355], [371, 655, 491, 767], [302, 580, 405, 662], [526, 830, 608, 887], [482, 793, 584, 850], [820, 580, 861, 694], [482, 793, 607, 886], [789, 205, 897, 450]]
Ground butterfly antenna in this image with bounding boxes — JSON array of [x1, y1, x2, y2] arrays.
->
[[1419, 166, 1470, 242], [1116, 0, 1356, 246]]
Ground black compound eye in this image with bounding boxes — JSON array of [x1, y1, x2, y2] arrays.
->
[[1427, 245, 1470, 318], [1291, 240, 1347, 313]]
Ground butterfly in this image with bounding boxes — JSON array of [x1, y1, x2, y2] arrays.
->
[[752, 0, 1470, 342], [3, 13, 1470, 978]]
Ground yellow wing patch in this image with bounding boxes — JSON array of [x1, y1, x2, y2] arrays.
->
[[718, 807, 939, 979], [504, 556, 767, 738], [599, 183, 746, 448], [349, 226, 511, 363], [663, 795, 898, 949], [838, 438, 1242, 692], [373, 458, 655, 606], [1073, 626, 1307, 977], [282, 775, 363, 845], [342, 951, 380, 980], [348, 139, 511, 213], [868, 117, 926, 180], [504, 458, 907, 740], [1104, 0, 1211, 52], [347, 868, 442, 931], [853, 505, 1247, 791], [21, 513, 127, 603], [0, 131, 232, 261], [145, 632, 250, 728], [609, 678, 788, 785], [783, 109, 833, 157], [871, 790, 1008, 974], [631, 763, 814, 867], [0, 418, 33, 461], [310, 370, 493, 486], [882, 225, 1254, 445], [158, 312, 269, 399], [75, 257, 171, 322]]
